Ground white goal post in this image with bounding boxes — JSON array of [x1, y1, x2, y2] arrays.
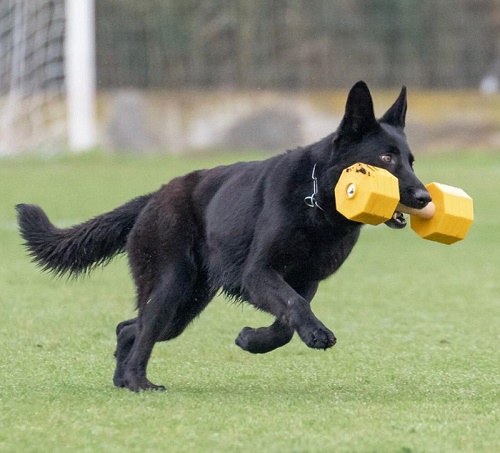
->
[[0, 0, 96, 154], [64, 0, 96, 151]]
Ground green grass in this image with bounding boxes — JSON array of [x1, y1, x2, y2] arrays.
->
[[1, 150, 499, 453]]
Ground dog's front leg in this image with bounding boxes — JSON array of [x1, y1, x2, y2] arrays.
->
[[242, 269, 336, 350], [236, 281, 319, 353], [235, 318, 295, 353]]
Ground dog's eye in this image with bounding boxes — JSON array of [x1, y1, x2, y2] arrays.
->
[[380, 154, 393, 163]]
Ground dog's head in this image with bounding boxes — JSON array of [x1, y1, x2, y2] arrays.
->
[[333, 81, 431, 229]]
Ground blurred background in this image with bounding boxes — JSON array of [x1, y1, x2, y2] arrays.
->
[[1, 0, 500, 155]]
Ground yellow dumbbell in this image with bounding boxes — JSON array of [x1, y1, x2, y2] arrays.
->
[[334, 163, 474, 245]]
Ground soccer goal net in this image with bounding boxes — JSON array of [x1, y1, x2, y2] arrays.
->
[[0, 0, 66, 155], [0, 0, 96, 155]]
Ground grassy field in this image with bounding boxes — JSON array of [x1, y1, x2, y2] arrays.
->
[[0, 150, 498, 453]]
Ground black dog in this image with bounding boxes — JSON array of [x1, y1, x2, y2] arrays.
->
[[17, 81, 431, 392]]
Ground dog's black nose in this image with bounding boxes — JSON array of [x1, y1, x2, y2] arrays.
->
[[413, 188, 432, 207]]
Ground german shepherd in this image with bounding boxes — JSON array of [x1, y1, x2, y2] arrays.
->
[[17, 81, 432, 391]]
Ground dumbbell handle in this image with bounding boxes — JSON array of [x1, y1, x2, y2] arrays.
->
[[396, 202, 436, 220]]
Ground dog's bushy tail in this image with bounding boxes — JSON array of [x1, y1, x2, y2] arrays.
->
[[16, 194, 153, 277]]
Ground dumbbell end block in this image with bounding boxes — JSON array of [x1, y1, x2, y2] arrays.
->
[[409, 183, 474, 245], [334, 163, 400, 225]]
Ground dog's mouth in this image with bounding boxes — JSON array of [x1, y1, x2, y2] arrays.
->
[[385, 187, 432, 230], [385, 210, 407, 229]]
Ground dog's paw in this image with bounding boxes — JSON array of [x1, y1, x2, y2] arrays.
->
[[235, 324, 295, 354], [113, 373, 126, 388], [235, 327, 255, 351], [235, 327, 278, 354], [297, 324, 336, 350], [122, 374, 167, 392]]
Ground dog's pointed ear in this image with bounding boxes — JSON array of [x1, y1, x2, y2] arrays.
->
[[339, 81, 378, 137], [380, 86, 407, 129]]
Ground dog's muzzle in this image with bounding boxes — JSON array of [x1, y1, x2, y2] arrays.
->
[[385, 188, 432, 229]]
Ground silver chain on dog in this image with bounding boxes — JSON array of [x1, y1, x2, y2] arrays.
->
[[304, 163, 324, 211]]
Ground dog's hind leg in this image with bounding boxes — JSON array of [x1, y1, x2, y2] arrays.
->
[[116, 317, 137, 336], [121, 265, 215, 392], [157, 280, 217, 343], [235, 281, 319, 353], [121, 268, 191, 392], [114, 283, 214, 390], [113, 320, 138, 387]]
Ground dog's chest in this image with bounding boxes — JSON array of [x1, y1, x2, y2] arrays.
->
[[278, 225, 361, 281]]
